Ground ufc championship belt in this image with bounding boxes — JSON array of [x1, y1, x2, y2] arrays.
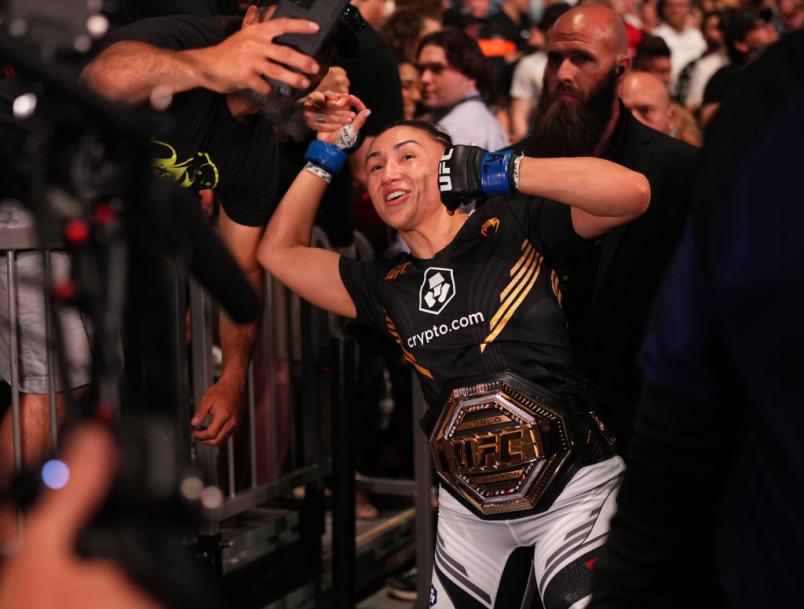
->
[[430, 372, 613, 518]]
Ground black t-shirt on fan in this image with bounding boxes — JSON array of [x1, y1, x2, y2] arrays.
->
[[340, 196, 598, 433], [105, 15, 279, 227]]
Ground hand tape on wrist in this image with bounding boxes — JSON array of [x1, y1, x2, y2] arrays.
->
[[334, 124, 359, 151], [479, 150, 515, 196], [512, 153, 523, 191], [304, 140, 348, 177], [303, 161, 332, 184]]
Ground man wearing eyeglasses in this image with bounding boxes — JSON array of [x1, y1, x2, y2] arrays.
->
[[81, 1, 363, 447], [416, 28, 509, 152]]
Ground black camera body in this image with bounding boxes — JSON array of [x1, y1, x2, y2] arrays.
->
[[266, 0, 350, 95]]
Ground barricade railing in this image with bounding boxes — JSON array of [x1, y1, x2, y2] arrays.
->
[[1, 217, 435, 604], [0, 224, 70, 537], [0, 221, 337, 543], [189, 226, 338, 537]]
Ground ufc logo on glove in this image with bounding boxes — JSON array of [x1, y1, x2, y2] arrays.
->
[[438, 148, 453, 191]]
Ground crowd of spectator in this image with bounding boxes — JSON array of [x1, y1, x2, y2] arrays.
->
[[258, 0, 800, 256], [382, 0, 797, 149]]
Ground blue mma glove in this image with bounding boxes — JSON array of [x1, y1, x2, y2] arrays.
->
[[438, 145, 519, 211]]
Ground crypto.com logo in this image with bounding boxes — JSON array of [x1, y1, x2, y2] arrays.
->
[[419, 267, 455, 315]]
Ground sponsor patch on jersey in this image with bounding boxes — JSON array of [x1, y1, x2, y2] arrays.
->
[[481, 217, 500, 237], [385, 260, 412, 280], [419, 267, 455, 315]]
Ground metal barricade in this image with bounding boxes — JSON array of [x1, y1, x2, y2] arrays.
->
[[1, 214, 434, 606], [189, 273, 335, 512], [0, 214, 337, 539], [0, 221, 71, 538], [184, 226, 339, 589]]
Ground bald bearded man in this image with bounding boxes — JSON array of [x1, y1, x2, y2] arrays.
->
[[513, 4, 698, 454], [620, 71, 674, 135]]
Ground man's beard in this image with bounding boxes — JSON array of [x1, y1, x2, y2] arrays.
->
[[233, 84, 305, 124], [528, 68, 618, 157], [257, 89, 305, 124]]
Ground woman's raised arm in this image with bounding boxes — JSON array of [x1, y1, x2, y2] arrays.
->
[[257, 97, 370, 318]]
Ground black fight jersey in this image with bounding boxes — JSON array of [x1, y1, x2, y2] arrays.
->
[[105, 16, 278, 227], [340, 196, 593, 432]]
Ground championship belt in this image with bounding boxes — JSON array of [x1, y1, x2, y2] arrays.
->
[[429, 372, 612, 518]]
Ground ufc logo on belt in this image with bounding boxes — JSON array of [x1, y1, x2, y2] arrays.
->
[[447, 428, 543, 471]]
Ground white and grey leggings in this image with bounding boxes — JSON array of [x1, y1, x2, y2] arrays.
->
[[430, 456, 624, 609]]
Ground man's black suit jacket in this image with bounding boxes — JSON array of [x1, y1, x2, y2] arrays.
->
[[513, 107, 699, 453]]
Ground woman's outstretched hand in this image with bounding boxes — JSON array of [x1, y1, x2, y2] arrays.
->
[[303, 91, 368, 136]]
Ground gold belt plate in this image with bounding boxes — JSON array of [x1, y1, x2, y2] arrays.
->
[[430, 379, 573, 517]]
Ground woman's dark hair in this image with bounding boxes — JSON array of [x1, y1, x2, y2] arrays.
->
[[378, 120, 453, 149], [380, 8, 434, 64], [416, 28, 493, 94]]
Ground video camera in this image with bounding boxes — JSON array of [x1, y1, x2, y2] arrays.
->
[[0, 2, 261, 608]]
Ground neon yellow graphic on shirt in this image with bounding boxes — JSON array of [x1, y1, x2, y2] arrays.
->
[[152, 139, 220, 189]]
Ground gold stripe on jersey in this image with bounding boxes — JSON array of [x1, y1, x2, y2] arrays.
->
[[481, 240, 543, 353], [491, 241, 540, 330], [384, 311, 434, 379], [500, 242, 537, 302], [509, 239, 533, 278], [550, 269, 563, 307]]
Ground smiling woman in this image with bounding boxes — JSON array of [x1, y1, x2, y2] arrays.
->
[[258, 107, 649, 608], [363, 122, 457, 242]]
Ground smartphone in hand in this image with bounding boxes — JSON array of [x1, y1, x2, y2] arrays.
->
[[267, 0, 350, 96]]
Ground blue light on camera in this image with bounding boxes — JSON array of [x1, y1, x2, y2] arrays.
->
[[41, 459, 70, 490]]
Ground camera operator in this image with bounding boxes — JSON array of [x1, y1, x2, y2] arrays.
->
[[80, 2, 363, 447]]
